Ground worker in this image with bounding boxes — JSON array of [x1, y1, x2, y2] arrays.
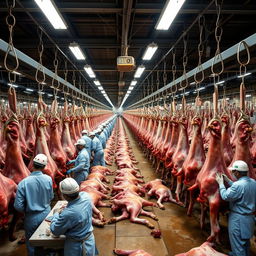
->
[[50, 178, 96, 256], [96, 128, 106, 149], [14, 154, 53, 256], [81, 129, 92, 159], [89, 131, 105, 166], [67, 139, 90, 185], [216, 160, 256, 256]]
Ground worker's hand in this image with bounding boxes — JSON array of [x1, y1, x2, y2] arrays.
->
[[222, 174, 232, 183], [216, 173, 224, 185], [67, 160, 74, 165], [66, 169, 73, 175]]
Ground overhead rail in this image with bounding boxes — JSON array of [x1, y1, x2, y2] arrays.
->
[[126, 32, 256, 110], [0, 39, 111, 110]]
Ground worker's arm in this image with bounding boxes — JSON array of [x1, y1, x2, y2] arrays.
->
[[219, 182, 242, 201], [14, 182, 25, 213], [50, 211, 75, 236]]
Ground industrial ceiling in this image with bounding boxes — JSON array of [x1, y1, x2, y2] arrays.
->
[[0, 0, 256, 108]]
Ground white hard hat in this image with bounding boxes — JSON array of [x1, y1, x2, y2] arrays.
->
[[89, 131, 95, 136], [229, 160, 249, 172], [74, 139, 86, 146], [33, 154, 48, 167], [82, 129, 88, 135], [60, 178, 79, 195]]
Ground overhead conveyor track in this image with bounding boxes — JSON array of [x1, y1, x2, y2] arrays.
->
[[127, 32, 256, 110]]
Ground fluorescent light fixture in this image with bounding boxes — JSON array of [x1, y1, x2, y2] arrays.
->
[[101, 90, 105, 94], [184, 91, 190, 95], [98, 86, 104, 91], [198, 87, 205, 91], [69, 42, 86, 60], [34, 0, 67, 29], [193, 91, 197, 94], [190, 81, 196, 85], [84, 65, 96, 78], [61, 97, 65, 100], [12, 71, 22, 76], [94, 80, 101, 86], [226, 98, 230, 100], [237, 72, 251, 78], [47, 94, 53, 97], [142, 43, 158, 60], [26, 88, 34, 92], [24, 91, 32, 94], [216, 80, 225, 85], [130, 80, 137, 86], [155, 0, 186, 30], [42, 82, 47, 85], [127, 90, 132, 93], [245, 94, 251, 98], [134, 65, 145, 78], [7, 83, 19, 88], [129, 86, 134, 91], [40, 92, 45, 95]]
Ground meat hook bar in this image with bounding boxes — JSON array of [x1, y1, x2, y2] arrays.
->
[[127, 32, 256, 110], [0, 39, 110, 110]]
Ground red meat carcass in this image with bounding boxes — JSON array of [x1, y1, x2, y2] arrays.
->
[[114, 249, 152, 256]]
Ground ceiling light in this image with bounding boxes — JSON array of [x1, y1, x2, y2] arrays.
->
[[94, 80, 101, 86], [134, 65, 145, 78], [190, 81, 196, 85], [98, 86, 104, 91], [7, 83, 19, 88], [47, 94, 53, 97], [24, 91, 32, 94], [42, 82, 47, 85], [237, 72, 251, 78], [142, 43, 158, 60], [226, 98, 230, 100], [130, 80, 137, 86], [84, 65, 96, 78], [34, 0, 67, 29], [155, 0, 186, 30], [101, 90, 105, 94], [69, 42, 86, 60], [216, 80, 225, 85], [26, 88, 34, 92], [245, 94, 251, 98], [197, 87, 205, 91], [12, 71, 22, 76], [129, 86, 134, 91]]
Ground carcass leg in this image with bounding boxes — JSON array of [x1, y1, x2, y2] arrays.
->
[[187, 189, 196, 216], [129, 207, 154, 229], [207, 194, 220, 244], [200, 203, 207, 229], [108, 209, 129, 224], [140, 209, 158, 221], [97, 200, 111, 207]]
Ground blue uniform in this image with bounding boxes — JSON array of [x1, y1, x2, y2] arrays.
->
[[219, 176, 256, 256], [68, 148, 90, 185], [50, 192, 95, 256], [92, 136, 105, 166], [98, 132, 106, 149], [14, 171, 53, 256], [81, 135, 92, 158]]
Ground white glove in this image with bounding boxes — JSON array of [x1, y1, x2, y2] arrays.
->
[[216, 173, 224, 185]]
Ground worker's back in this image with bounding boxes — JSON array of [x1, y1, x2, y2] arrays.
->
[[14, 171, 53, 213], [229, 176, 256, 214]]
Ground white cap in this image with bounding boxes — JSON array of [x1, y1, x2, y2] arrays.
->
[[229, 160, 249, 172], [74, 139, 86, 146], [82, 129, 88, 135], [89, 131, 95, 136], [33, 154, 48, 167], [60, 178, 79, 195]]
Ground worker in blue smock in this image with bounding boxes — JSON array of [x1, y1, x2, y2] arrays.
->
[[50, 178, 96, 256], [96, 128, 106, 149], [81, 129, 92, 159], [66, 139, 90, 185], [14, 154, 53, 256], [89, 131, 105, 166], [216, 160, 256, 256]]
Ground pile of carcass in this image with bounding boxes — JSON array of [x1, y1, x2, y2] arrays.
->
[[108, 119, 159, 229], [0, 87, 112, 236], [104, 129, 117, 165], [124, 85, 255, 243]]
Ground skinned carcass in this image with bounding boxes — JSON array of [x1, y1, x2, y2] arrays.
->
[[175, 242, 227, 256], [114, 249, 152, 256], [108, 189, 158, 228], [143, 179, 176, 209]]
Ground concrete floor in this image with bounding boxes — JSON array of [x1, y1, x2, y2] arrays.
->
[[1, 120, 256, 256]]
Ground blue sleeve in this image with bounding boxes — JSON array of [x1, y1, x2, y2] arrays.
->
[[14, 182, 26, 213], [50, 211, 75, 236], [219, 183, 242, 201], [69, 160, 86, 173], [49, 180, 54, 200]]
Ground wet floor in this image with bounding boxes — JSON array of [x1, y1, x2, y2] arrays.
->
[[1, 120, 256, 255]]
